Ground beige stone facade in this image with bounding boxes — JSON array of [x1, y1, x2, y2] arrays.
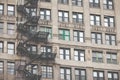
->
[[0, 0, 120, 80]]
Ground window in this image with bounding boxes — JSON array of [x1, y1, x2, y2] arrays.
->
[[7, 5, 15, 16], [58, 0, 69, 4], [0, 42, 3, 53], [0, 22, 3, 33], [7, 42, 15, 54], [107, 52, 117, 64], [27, 45, 37, 54], [75, 69, 86, 80], [89, 0, 100, 8], [41, 66, 53, 78], [40, 9, 51, 20], [74, 49, 85, 61], [60, 48, 70, 60], [26, 64, 38, 74], [104, 16, 114, 27], [40, 46, 52, 53], [72, 12, 83, 24], [58, 11, 69, 22], [39, 27, 52, 39], [90, 14, 101, 26], [60, 67, 71, 80], [91, 33, 102, 44], [103, 0, 114, 10], [93, 71, 104, 80], [26, 8, 37, 16], [92, 51, 103, 63], [7, 23, 15, 35], [105, 34, 116, 45], [7, 62, 15, 75], [59, 29, 70, 41], [72, 0, 83, 6], [73, 30, 84, 42], [108, 72, 118, 80], [40, 0, 51, 2], [0, 62, 3, 74], [0, 4, 4, 15]]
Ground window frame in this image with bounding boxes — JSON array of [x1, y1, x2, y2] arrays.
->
[[104, 16, 115, 27], [60, 48, 70, 60], [73, 30, 84, 42], [40, 8, 51, 20], [90, 14, 101, 26], [7, 23, 15, 35], [0, 4, 4, 15], [108, 72, 119, 80], [7, 42, 15, 55], [89, 0, 100, 8], [103, 0, 114, 10], [93, 70, 104, 80], [92, 51, 103, 63], [72, 0, 83, 7], [0, 41, 3, 53], [75, 69, 86, 80], [58, 0, 69, 4], [0, 61, 3, 74], [74, 49, 85, 61], [59, 29, 70, 41], [91, 32, 102, 44], [58, 10, 69, 22], [7, 62, 15, 75], [7, 4, 15, 16], [105, 34, 116, 45], [106, 52, 117, 64], [72, 12, 83, 24], [0, 22, 3, 34]]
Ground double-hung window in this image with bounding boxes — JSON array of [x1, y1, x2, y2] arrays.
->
[[41, 65, 53, 78], [27, 45, 37, 54], [0, 4, 4, 15], [104, 16, 114, 27], [26, 8, 37, 16], [92, 51, 103, 63], [60, 48, 70, 60], [75, 69, 86, 80], [39, 27, 52, 39], [73, 30, 84, 42], [103, 0, 114, 10], [0, 42, 3, 53], [7, 62, 15, 75], [59, 29, 70, 41], [7, 5, 15, 16], [90, 14, 101, 26], [7, 42, 15, 55], [0, 22, 3, 33], [60, 67, 71, 80], [72, 12, 83, 24], [74, 49, 85, 61], [91, 33, 102, 44], [72, 0, 83, 6], [58, 0, 69, 4], [40, 9, 51, 20], [58, 11, 69, 22], [108, 72, 119, 80], [7, 23, 15, 35], [105, 34, 116, 45], [93, 71, 104, 80], [107, 52, 117, 64], [0, 62, 3, 74], [89, 0, 100, 8]]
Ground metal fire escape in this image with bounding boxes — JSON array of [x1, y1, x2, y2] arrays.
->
[[16, 0, 56, 80]]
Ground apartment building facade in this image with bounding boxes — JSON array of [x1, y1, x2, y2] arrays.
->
[[0, 0, 120, 80]]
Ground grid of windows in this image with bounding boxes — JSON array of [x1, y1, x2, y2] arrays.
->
[[0, 62, 3, 74], [60, 67, 71, 80], [93, 71, 104, 80], [41, 66, 53, 78], [60, 48, 70, 60], [92, 51, 103, 63], [108, 72, 119, 80], [7, 42, 15, 55], [105, 34, 116, 45], [40, 9, 51, 20], [74, 49, 85, 61], [59, 29, 70, 41], [75, 69, 86, 80], [91, 33, 102, 44], [104, 16, 114, 27], [58, 11, 69, 22], [107, 52, 117, 64], [39, 27, 52, 39], [73, 30, 84, 42], [7, 23, 15, 35], [7, 5, 15, 16], [90, 14, 101, 26], [103, 0, 114, 10], [89, 0, 100, 8], [72, 12, 83, 24], [7, 62, 15, 75], [0, 4, 3, 15], [72, 0, 83, 7], [58, 0, 69, 4]]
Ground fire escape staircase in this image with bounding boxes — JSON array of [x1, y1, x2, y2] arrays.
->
[[17, 0, 56, 80]]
